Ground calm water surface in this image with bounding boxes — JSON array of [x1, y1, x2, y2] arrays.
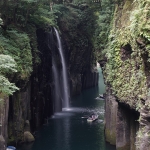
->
[[17, 68, 116, 150]]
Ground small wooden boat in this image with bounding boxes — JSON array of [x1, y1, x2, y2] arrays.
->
[[87, 115, 98, 122]]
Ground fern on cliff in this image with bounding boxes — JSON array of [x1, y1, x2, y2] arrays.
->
[[104, 0, 150, 109]]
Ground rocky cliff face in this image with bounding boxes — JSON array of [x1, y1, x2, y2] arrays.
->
[[2, 8, 98, 147], [104, 0, 150, 149]]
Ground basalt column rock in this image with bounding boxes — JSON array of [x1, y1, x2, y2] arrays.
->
[[70, 70, 98, 96], [138, 105, 150, 150], [129, 113, 139, 150], [116, 104, 130, 150], [105, 87, 118, 145], [0, 135, 5, 150], [116, 104, 139, 150], [70, 74, 82, 96], [0, 97, 9, 150], [105, 87, 139, 150], [82, 70, 99, 89]]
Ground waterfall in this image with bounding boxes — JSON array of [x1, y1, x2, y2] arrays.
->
[[54, 28, 70, 108], [47, 31, 61, 112]]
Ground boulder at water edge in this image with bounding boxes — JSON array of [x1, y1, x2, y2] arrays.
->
[[24, 131, 35, 142]]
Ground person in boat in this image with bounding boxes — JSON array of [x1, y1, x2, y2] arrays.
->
[[91, 114, 96, 120]]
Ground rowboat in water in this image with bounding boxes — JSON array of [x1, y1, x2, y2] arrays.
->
[[87, 114, 98, 122]]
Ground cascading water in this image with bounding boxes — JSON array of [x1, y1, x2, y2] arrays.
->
[[54, 28, 70, 108]]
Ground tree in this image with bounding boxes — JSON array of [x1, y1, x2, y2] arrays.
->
[[0, 54, 19, 96]]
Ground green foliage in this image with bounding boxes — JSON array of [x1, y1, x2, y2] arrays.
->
[[0, 54, 19, 96], [0, 75, 19, 96], [55, 3, 98, 40], [0, 28, 33, 80], [0, 54, 17, 73], [0, 0, 100, 97], [29, 5, 57, 27], [93, 0, 114, 60], [72, 0, 92, 4], [0, 0, 57, 28]]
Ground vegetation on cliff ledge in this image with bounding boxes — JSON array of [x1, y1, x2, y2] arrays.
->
[[0, 26, 33, 99], [105, 0, 150, 109]]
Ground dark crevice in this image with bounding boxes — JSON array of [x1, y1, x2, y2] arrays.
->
[[120, 44, 132, 61]]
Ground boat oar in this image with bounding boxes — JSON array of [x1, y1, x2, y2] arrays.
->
[[81, 116, 89, 119]]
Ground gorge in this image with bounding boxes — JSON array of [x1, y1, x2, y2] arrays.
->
[[0, 0, 150, 150]]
